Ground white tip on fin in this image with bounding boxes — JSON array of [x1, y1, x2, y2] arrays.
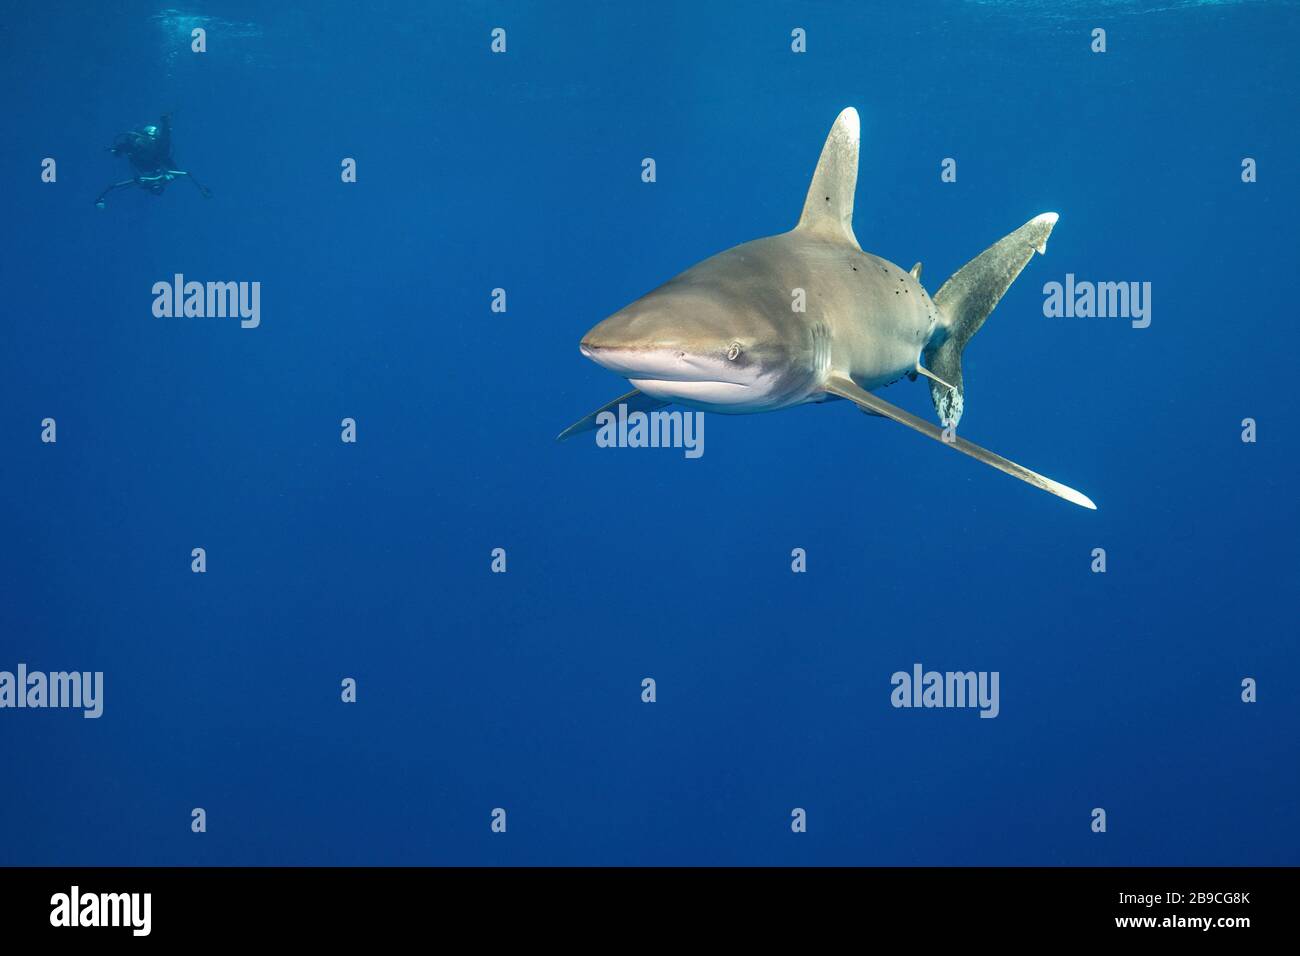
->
[[824, 375, 1097, 511], [1030, 212, 1059, 254], [795, 107, 861, 249], [1057, 485, 1097, 511]]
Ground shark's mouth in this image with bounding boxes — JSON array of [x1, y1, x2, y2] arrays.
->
[[628, 378, 752, 402], [580, 345, 750, 385], [581, 344, 766, 406]]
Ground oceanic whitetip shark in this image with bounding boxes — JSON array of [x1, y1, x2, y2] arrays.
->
[[560, 107, 1095, 509]]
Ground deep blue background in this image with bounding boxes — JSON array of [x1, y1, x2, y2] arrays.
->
[[1, 0, 1296, 865]]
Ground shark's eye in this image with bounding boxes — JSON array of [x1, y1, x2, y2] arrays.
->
[[726, 342, 742, 361]]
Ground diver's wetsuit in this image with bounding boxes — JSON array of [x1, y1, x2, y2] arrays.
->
[[95, 114, 212, 207]]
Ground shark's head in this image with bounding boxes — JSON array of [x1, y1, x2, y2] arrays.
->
[[580, 280, 812, 412]]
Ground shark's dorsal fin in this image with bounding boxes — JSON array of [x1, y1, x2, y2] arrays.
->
[[795, 107, 860, 249], [910, 262, 922, 280]]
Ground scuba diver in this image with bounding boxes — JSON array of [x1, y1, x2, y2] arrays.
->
[[95, 113, 213, 208]]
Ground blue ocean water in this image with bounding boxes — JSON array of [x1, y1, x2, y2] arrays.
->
[[1, 0, 1296, 866]]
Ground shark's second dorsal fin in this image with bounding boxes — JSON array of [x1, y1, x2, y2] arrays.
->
[[910, 262, 922, 280], [795, 107, 860, 249]]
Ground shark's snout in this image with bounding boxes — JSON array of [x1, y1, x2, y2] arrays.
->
[[579, 298, 787, 409], [580, 312, 690, 378], [578, 335, 634, 373], [580, 340, 698, 380]]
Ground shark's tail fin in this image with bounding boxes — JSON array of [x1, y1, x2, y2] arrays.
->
[[923, 212, 1058, 427]]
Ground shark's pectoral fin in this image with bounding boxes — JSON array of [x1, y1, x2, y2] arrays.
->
[[824, 375, 1095, 510], [557, 389, 669, 442]]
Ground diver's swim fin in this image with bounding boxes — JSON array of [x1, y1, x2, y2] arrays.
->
[[557, 389, 669, 441], [824, 375, 1095, 509]]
